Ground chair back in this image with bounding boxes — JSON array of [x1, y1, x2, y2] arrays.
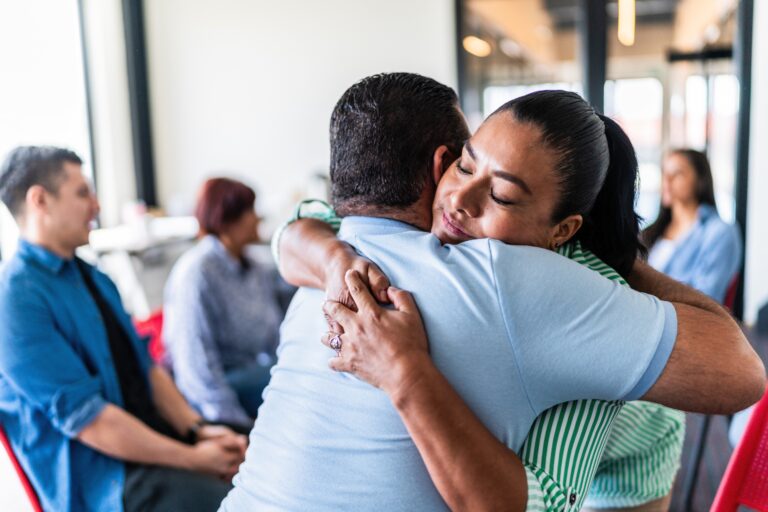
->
[[724, 273, 740, 312], [0, 423, 43, 512], [712, 384, 768, 511], [134, 309, 165, 364]]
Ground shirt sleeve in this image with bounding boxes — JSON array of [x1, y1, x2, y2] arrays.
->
[[163, 273, 252, 426], [687, 222, 742, 303], [488, 242, 678, 412], [0, 283, 107, 438]]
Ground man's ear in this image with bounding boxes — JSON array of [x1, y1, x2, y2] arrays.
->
[[431, 145, 454, 186], [26, 185, 48, 214]]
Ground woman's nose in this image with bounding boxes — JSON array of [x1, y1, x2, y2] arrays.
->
[[451, 181, 481, 217]]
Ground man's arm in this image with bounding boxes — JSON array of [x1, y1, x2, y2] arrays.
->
[[630, 260, 765, 412], [77, 404, 244, 479], [149, 366, 205, 436]]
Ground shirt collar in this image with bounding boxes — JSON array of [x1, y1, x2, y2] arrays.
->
[[203, 234, 249, 274], [697, 204, 718, 224], [17, 238, 72, 274], [338, 216, 422, 239]]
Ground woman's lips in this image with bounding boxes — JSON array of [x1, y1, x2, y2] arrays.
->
[[441, 212, 471, 240]]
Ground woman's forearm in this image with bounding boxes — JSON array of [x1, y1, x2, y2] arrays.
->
[[277, 218, 348, 288], [387, 353, 528, 512]]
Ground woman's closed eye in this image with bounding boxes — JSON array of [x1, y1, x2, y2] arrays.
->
[[490, 191, 516, 206], [456, 162, 472, 175]]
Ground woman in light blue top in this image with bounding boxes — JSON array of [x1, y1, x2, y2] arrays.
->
[[643, 149, 742, 303], [163, 178, 293, 428]]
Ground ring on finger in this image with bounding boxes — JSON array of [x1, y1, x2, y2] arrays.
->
[[329, 334, 342, 355]]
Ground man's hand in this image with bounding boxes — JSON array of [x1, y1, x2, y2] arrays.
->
[[189, 436, 246, 481], [196, 423, 245, 442]]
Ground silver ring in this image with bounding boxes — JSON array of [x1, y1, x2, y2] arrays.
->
[[329, 334, 342, 354]]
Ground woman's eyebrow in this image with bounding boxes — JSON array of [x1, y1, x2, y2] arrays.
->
[[492, 171, 532, 195], [465, 141, 477, 160], [465, 140, 532, 194]]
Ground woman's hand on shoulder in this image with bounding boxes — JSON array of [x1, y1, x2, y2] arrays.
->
[[322, 270, 430, 398]]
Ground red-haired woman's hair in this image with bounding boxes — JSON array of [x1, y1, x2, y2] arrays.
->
[[195, 178, 256, 236]]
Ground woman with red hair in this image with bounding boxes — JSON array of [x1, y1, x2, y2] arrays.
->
[[163, 178, 292, 429]]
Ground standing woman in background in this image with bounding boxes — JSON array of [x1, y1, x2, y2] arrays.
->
[[163, 178, 291, 430], [643, 149, 742, 303]]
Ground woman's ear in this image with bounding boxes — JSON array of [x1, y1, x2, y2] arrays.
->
[[431, 145, 454, 186], [551, 214, 583, 249]]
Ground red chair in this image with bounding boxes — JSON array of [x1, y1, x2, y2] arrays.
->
[[134, 309, 165, 364], [712, 384, 768, 511], [724, 273, 740, 312], [0, 424, 43, 512]]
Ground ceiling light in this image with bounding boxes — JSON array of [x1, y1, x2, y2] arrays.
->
[[618, 0, 636, 46], [463, 36, 492, 58], [500, 38, 522, 58]]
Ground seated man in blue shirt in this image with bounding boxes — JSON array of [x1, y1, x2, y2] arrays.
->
[[0, 146, 247, 512], [220, 73, 764, 511]]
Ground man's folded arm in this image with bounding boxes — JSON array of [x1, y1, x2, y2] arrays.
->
[[629, 260, 765, 413], [490, 245, 764, 415]]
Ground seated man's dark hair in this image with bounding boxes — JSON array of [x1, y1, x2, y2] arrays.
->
[[329, 72, 469, 216], [0, 146, 83, 217]]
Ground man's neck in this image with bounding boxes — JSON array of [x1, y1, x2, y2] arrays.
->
[[23, 228, 76, 259], [358, 210, 430, 231], [339, 195, 433, 232]]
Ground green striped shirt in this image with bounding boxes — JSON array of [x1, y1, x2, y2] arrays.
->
[[521, 243, 685, 511], [273, 200, 685, 511]]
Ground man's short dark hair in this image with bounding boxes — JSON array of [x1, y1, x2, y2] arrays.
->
[[0, 146, 82, 217], [329, 73, 469, 216]]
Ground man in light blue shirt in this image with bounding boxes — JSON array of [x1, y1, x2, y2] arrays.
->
[[221, 74, 763, 511]]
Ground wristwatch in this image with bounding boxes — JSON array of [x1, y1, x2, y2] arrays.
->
[[186, 418, 208, 444]]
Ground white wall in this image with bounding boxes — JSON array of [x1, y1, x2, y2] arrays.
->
[[143, 0, 457, 232], [745, 0, 768, 324]]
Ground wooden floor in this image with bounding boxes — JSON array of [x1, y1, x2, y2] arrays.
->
[[668, 327, 767, 511], [669, 413, 733, 511]]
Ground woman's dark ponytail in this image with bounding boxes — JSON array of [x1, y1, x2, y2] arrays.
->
[[495, 91, 643, 278], [577, 115, 644, 277]]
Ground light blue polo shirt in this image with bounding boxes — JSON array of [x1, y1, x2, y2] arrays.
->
[[221, 216, 676, 511]]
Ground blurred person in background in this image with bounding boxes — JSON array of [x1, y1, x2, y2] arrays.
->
[[644, 149, 749, 453], [163, 177, 293, 430], [0, 146, 245, 512], [643, 149, 742, 303]]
